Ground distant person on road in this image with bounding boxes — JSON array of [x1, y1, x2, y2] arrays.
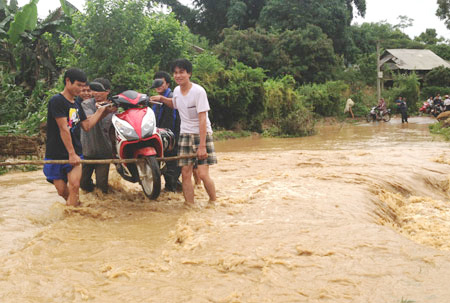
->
[[344, 98, 354, 119], [377, 98, 387, 114], [80, 78, 115, 193], [444, 95, 450, 112], [395, 96, 403, 113], [399, 98, 408, 123]]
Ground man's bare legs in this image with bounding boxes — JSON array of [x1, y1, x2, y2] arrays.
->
[[196, 164, 216, 202], [193, 167, 201, 185], [53, 165, 82, 206], [66, 165, 82, 206], [53, 179, 69, 201], [181, 165, 195, 205]]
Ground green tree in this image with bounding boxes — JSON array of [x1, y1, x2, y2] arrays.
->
[[298, 81, 349, 117], [72, 0, 192, 83], [214, 25, 338, 84], [1, 0, 76, 87], [259, 0, 366, 57], [427, 43, 450, 60], [159, 0, 267, 44], [263, 75, 315, 136], [424, 66, 450, 87], [414, 28, 444, 45], [436, 0, 450, 29], [393, 15, 414, 32], [191, 53, 266, 131]]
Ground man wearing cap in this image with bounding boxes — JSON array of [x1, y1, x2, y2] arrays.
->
[[150, 71, 181, 192], [80, 78, 115, 193]]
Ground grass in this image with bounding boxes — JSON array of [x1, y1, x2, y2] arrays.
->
[[429, 121, 450, 141]]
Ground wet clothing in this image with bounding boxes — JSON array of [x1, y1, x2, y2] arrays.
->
[[80, 98, 114, 193], [45, 93, 87, 159], [172, 83, 213, 134], [43, 158, 79, 183], [81, 98, 113, 158], [172, 83, 217, 168], [152, 88, 181, 192], [80, 156, 110, 193], [178, 133, 217, 167]]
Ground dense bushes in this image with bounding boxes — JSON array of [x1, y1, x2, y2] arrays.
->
[[192, 54, 266, 131], [2, 0, 449, 140], [297, 81, 349, 117], [214, 25, 338, 84], [263, 76, 315, 137], [0, 68, 28, 125]]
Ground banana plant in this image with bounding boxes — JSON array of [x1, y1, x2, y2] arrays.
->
[[0, 0, 78, 86]]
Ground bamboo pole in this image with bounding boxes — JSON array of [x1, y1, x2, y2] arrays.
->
[[0, 154, 197, 167]]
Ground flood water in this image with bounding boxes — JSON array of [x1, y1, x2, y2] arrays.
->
[[1, 116, 449, 302]]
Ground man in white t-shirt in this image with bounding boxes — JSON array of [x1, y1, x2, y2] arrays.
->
[[150, 59, 217, 206]]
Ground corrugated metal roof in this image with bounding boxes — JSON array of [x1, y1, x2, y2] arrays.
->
[[382, 49, 450, 71]]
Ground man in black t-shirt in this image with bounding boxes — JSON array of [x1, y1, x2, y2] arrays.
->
[[43, 68, 114, 206]]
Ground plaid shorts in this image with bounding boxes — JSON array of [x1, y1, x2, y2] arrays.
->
[[178, 133, 217, 167]]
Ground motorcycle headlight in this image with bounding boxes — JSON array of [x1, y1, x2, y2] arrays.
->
[[141, 109, 155, 138], [114, 119, 139, 141]]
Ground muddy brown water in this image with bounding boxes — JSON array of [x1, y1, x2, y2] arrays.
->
[[1, 116, 449, 302]]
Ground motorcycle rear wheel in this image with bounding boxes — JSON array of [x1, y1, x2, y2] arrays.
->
[[382, 113, 391, 122], [138, 156, 161, 200]]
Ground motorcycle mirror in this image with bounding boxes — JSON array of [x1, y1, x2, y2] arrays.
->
[[89, 81, 107, 92], [150, 79, 164, 89]]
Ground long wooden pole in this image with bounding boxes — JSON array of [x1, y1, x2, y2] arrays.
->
[[0, 154, 197, 167]]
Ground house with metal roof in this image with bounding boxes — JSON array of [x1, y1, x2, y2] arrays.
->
[[380, 49, 450, 80]]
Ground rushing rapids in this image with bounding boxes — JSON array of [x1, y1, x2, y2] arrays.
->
[[0, 116, 449, 302]]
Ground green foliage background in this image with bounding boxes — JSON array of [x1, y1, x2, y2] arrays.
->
[[0, 0, 449, 138]]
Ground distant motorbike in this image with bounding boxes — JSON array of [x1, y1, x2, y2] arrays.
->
[[366, 107, 391, 122], [419, 102, 432, 115], [89, 82, 175, 200]]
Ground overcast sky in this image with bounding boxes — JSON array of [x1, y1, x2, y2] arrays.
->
[[18, 0, 450, 39]]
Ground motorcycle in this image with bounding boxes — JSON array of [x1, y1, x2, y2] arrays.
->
[[419, 102, 432, 115], [89, 81, 175, 200], [366, 107, 391, 122]]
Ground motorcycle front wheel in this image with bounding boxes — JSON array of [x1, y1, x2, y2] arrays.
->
[[366, 113, 372, 122], [138, 156, 161, 200], [382, 113, 391, 122]]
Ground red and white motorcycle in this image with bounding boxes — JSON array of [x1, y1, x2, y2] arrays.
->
[[90, 82, 174, 199]]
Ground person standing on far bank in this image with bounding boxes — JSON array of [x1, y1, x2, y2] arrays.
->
[[43, 68, 114, 206], [150, 59, 217, 206], [400, 98, 408, 123], [344, 98, 354, 119]]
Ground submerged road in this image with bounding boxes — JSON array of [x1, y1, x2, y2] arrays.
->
[[0, 116, 449, 302]]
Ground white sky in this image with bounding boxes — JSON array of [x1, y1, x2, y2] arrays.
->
[[353, 0, 450, 39], [18, 0, 450, 39]]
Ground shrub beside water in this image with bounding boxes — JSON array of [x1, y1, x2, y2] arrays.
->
[[429, 122, 450, 141], [263, 76, 315, 137]]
